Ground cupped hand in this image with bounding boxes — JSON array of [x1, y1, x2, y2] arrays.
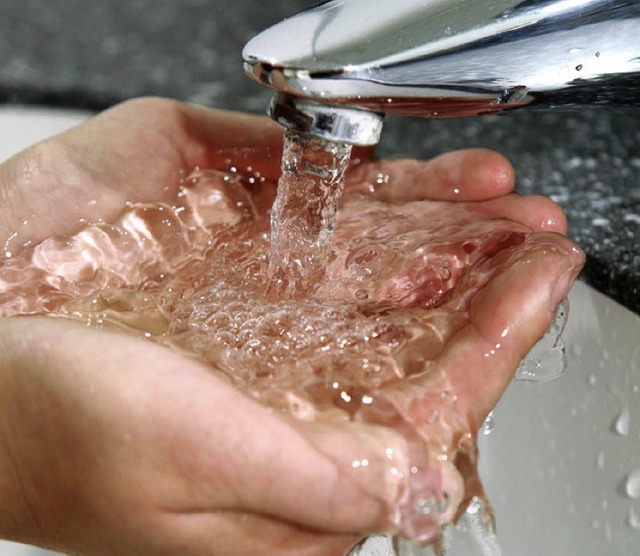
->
[[0, 98, 583, 555]]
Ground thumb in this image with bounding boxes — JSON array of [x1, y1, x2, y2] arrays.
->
[[238, 415, 462, 543]]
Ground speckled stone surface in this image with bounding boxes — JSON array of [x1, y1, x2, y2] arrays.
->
[[0, 0, 639, 312]]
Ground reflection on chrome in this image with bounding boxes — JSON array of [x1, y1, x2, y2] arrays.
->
[[244, 0, 640, 144]]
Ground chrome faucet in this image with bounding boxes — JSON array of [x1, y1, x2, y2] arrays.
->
[[243, 0, 640, 146]]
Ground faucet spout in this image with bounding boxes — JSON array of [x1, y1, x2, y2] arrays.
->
[[244, 0, 640, 144], [268, 92, 384, 146]]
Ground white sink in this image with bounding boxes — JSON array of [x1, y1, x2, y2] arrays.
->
[[480, 280, 640, 555], [0, 107, 638, 555]]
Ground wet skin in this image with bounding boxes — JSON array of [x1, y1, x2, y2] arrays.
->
[[0, 98, 583, 555]]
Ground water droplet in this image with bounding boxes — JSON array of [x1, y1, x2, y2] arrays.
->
[[604, 522, 613, 541], [613, 407, 630, 436], [415, 498, 434, 515], [569, 47, 583, 54], [576, 64, 583, 71], [588, 373, 597, 386], [572, 343, 584, 357], [481, 411, 495, 435], [596, 451, 605, 470], [628, 507, 640, 529], [625, 468, 640, 499], [415, 492, 450, 515], [375, 173, 389, 185]]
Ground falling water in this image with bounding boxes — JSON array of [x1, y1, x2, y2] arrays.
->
[[268, 130, 352, 298]]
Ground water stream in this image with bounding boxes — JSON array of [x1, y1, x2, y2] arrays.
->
[[269, 130, 352, 298]]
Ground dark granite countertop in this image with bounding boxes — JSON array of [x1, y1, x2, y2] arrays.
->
[[1, 0, 639, 313]]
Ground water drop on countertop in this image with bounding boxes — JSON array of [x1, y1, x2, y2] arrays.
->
[[624, 468, 640, 499], [613, 407, 630, 436], [628, 507, 640, 529]]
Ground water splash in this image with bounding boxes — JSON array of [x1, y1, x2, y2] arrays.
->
[[0, 161, 561, 552], [480, 411, 495, 436], [515, 299, 568, 382]]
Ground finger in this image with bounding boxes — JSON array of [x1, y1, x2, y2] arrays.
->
[[468, 193, 568, 234], [439, 232, 584, 425], [197, 414, 461, 544], [368, 234, 583, 432], [25, 318, 424, 538], [345, 148, 515, 202], [175, 393, 411, 534], [176, 101, 285, 181], [348, 233, 583, 541], [156, 509, 361, 556], [0, 318, 400, 545], [146, 358, 456, 541], [0, 98, 285, 258], [56, 97, 286, 190]]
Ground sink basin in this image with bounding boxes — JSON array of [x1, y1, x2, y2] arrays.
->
[[480, 280, 640, 555], [0, 106, 638, 555]]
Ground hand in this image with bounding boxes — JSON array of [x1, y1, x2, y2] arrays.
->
[[0, 98, 583, 554]]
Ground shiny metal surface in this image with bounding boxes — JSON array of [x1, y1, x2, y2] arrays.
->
[[244, 0, 640, 144], [269, 92, 384, 146]]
